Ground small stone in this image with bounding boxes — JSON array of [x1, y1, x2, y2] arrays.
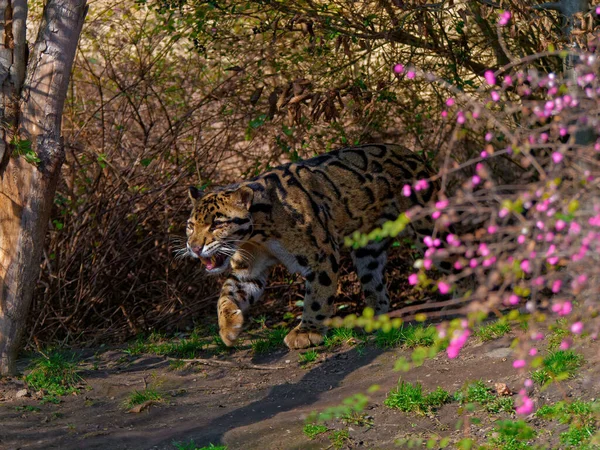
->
[[16, 389, 29, 398], [285, 360, 291, 364], [494, 382, 512, 396]]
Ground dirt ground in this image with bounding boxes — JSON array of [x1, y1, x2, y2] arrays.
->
[[0, 324, 598, 450]]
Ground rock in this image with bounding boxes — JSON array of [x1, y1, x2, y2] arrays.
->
[[16, 389, 30, 398], [494, 382, 512, 396]]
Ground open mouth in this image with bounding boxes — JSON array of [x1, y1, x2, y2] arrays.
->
[[200, 252, 229, 272]]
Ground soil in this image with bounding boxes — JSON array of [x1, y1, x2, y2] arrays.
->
[[0, 328, 598, 450]]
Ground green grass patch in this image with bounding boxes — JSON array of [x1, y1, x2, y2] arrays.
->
[[124, 388, 163, 409], [384, 381, 450, 414], [24, 350, 82, 399], [474, 321, 511, 342], [323, 327, 362, 348], [299, 349, 318, 365], [375, 324, 436, 348], [531, 350, 584, 385], [483, 420, 536, 450], [303, 423, 328, 439], [15, 405, 41, 412], [172, 441, 227, 450], [547, 318, 570, 350], [125, 329, 207, 358], [454, 380, 514, 414], [329, 429, 350, 449], [536, 400, 599, 449], [251, 326, 289, 354]]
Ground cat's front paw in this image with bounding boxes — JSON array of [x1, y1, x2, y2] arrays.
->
[[284, 327, 324, 349], [218, 302, 245, 346]]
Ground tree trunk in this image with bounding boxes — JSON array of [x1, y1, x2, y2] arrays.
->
[[0, 0, 87, 376]]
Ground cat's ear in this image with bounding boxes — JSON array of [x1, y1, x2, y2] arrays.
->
[[234, 186, 254, 210], [189, 186, 203, 201]]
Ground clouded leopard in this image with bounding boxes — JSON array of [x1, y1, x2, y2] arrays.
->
[[186, 144, 437, 349]]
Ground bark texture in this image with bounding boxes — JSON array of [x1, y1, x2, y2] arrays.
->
[[0, 0, 87, 375]]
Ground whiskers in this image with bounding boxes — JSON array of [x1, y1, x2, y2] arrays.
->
[[170, 235, 191, 261], [219, 240, 256, 265]]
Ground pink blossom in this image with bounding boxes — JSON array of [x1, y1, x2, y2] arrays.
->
[[516, 389, 534, 415], [503, 75, 513, 86], [571, 321, 583, 335], [441, 110, 448, 118], [508, 294, 519, 305], [555, 220, 566, 231], [487, 225, 497, 234], [551, 280, 562, 293], [552, 301, 572, 317], [520, 260, 531, 273], [469, 258, 478, 268], [498, 10, 512, 26], [480, 150, 488, 158], [569, 222, 581, 234], [393, 64, 405, 74], [447, 329, 471, 359], [532, 332, 544, 341], [472, 175, 481, 185], [446, 98, 455, 107], [484, 70, 496, 85], [435, 200, 448, 209], [559, 339, 572, 350], [491, 91, 500, 102], [547, 256, 559, 265], [453, 261, 463, 270], [408, 273, 418, 285], [432, 211, 441, 219], [529, 348, 538, 356], [513, 359, 526, 369], [551, 152, 563, 164], [402, 184, 411, 197], [517, 235, 526, 244], [414, 179, 429, 191], [499, 208, 509, 218], [485, 132, 493, 142], [457, 112, 465, 124], [524, 379, 533, 388], [438, 282, 451, 294], [483, 256, 496, 267], [407, 70, 416, 79], [478, 243, 490, 256], [423, 259, 433, 270]]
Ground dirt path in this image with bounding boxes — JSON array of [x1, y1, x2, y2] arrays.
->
[[1, 331, 598, 450]]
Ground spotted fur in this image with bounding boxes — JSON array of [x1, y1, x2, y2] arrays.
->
[[186, 144, 437, 349]]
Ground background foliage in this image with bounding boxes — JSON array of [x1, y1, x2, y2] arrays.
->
[[27, 0, 600, 345]]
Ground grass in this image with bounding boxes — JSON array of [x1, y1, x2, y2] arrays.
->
[[250, 326, 289, 354], [24, 350, 82, 399], [172, 441, 227, 450], [474, 321, 511, 342], [536, 399, 599, 449], [124, 388, 163, 409], [375, 324, 436, 348], [125, 329, 207, 358], [454, 380, 515, 414], [15, 405, 41, 412], [329, 430, 350, 449], [384, 381, 450, 414], [547, 318, 570, 350], [299, 349, 318, 365], [323, 327, 363, 348], [531, 350, 584, 385], [303, 423, 328, 439], [484, 420, 536, 450]]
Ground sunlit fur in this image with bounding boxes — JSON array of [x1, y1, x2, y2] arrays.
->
[[185, 144, 438, 349]]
